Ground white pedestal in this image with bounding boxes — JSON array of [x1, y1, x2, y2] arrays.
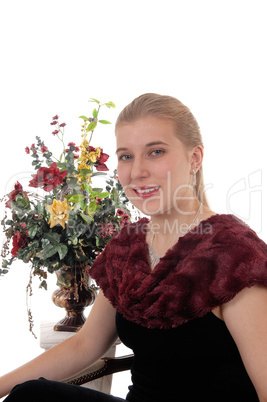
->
[[40, 321, 116, 393]]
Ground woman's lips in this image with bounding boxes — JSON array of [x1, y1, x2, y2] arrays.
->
[[132, 186, 160, 199]]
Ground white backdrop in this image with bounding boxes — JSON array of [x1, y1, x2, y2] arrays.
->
[[0, 0, 266, 400]]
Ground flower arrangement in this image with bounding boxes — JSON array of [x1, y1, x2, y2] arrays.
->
[[0, 99, 131, 292]]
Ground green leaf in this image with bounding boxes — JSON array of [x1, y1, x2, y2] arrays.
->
[[43, 244, 59, 259], [89, 98, 100, 104], [98, 192, 109, 199], [86, 121, 97, 132], [79, 115, 89, 121], [99, 120, 111, 124], [93, 108, 98, 119], [110, 187, 120, 203], [78, 168, 92, 179], [44, 232, 60, 245], [80, 200, 87, 211], [28, 225, 39, 239], [91, 171, 107, 177], [105, 101, 116, 109], [67, 194, 86, 203], [56, 272, 72, 288], [39, 280, 47, 290], [68, 177, 78, 188], [57, 244, 68, 260], [81, 182, 92, 193], [88, 199, 97, 215], [80, 213, 93, 224]]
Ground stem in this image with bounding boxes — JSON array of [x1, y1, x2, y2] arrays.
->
[[56, 125, 66, 156], [88, 104, 101, 144]]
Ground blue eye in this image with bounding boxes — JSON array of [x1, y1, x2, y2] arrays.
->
[[118, 154, 132, 161], [151, 149, 164, 156]]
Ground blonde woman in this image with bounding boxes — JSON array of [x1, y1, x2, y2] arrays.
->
[[1, 94, 267, 401]]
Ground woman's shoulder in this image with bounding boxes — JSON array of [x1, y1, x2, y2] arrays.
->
[[200, 212, 264, 239]]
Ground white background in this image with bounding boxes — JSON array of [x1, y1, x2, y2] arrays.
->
[[0, 0, 266, 400]]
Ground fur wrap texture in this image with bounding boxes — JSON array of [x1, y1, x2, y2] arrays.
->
[[90, 214, 267, 329]]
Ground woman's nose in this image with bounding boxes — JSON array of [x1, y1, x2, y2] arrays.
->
[[130, 158, 149, 180]]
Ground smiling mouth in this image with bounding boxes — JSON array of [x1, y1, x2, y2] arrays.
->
[[133, 186, 160, 198]]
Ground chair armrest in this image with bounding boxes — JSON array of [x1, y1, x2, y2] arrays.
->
[[66, 354, 134, 386]]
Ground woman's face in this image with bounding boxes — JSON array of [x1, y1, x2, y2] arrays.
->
[[116, 116, 196, 217]]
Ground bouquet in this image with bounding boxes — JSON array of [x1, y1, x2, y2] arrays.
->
[[1, 99, 131, 292]]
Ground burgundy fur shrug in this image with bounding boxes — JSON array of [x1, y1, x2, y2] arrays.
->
[[90, 214, 267, 329]]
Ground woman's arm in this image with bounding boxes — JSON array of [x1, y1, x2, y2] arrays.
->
[[0, 290, 117, 398], [222, 284, 267, 402]]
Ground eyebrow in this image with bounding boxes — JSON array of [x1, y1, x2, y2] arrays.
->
[[116, 141, 169, 154]]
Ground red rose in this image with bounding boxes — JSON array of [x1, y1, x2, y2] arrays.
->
[[5, 182, 26, 209], [29, 162, 68, 192], [25, 147, 30, 154], [11, 230, 28, 257]]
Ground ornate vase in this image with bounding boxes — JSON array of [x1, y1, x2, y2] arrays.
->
[[52, 264, 97, 332]]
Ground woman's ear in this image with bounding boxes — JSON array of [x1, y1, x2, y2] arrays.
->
[[190, 145, 204, 171]]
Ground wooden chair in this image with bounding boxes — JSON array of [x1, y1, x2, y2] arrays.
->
[[65, 354, 134, 387]]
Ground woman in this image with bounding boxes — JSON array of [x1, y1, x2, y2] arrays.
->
[[1, 93, 267, 401]]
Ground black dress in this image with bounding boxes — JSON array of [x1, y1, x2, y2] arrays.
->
[[116, 312, 259, 402]]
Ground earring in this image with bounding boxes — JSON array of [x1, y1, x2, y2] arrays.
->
[[192, 169, 197, 188]]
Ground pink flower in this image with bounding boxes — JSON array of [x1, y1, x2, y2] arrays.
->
[[29, 162, 68, 192], [25, 147, 30, 154], [50, 121, 57, 126], [52, 115, 59, 120], [52, 130, 59, 135], [116, 208, 125, 217], [30, 144, 35, 149], [98, 222, 114, 238], [67, 142, 79, 152], [120, 214, 130, 228], [59, 122, 66, 127], [121, 214, 130, 222], [41, 145, 48, 153], [98, 223, 107, 238]]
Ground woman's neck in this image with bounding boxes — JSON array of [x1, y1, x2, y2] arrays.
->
[[146, 200, 215, 258]]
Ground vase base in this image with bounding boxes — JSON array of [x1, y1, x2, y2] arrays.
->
[[53, 314, 86, 332]]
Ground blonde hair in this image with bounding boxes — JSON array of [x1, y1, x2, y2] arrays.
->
[[116, 93, 210, 208]]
